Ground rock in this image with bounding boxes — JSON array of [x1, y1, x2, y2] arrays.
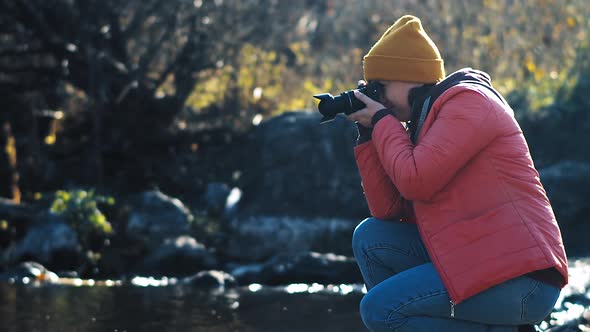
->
[[235, 111, 369, 219], [205, 182, 231, 217], [0, 261, 59, 284], [32, 210, 68, 226], [229, 251, 363, 286], [217, 111, 370, 262], [223, 215, 356, 261], [0, 197, 38, 222], [136, 235, 217, 277], [126, 190, 194, 245], [539, 161, 590, 256], [7, 220, 81, 271], [183, 270, 236, 289]]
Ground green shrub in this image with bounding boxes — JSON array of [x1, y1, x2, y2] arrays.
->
[[49, 189, 115, 249]]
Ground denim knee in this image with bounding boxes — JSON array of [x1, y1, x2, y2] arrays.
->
[[360, 292, 390, 332], [352, 217, 378, 253], [360, 290, 410, 332]]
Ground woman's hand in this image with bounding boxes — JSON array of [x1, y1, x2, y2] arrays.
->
[[346, 90, 386, 128]]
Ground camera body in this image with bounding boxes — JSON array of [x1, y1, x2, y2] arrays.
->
[[314, 81, 384, 123]]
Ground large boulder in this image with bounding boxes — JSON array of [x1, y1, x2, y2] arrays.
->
[[228, 251, 363, 286], [126, 190, 194, 245], [182, 270, 236, 290], [135, 235, 217, 277], [539, 161, 590, 256], [0, 261, 59, 284], [5, 213, 81, 271], [223, 215, 357, 262], [205, 182, 231, 217], [235, 111, 369, 219], [211, 111, 372, 262]]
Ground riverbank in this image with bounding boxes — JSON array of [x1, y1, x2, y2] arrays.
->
[[1, 258, 589, 331]]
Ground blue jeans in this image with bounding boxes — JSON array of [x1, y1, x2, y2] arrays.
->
[[352, 217, 561, 332]]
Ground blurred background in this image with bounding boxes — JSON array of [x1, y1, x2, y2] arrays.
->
[[1, 0, 589, 331]]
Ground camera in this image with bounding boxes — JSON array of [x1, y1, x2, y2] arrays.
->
[[313, 81, 384, 123]]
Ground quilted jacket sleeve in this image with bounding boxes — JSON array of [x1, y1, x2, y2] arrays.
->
[[371, 89, 498, 201], [354, 141, 408, 220]]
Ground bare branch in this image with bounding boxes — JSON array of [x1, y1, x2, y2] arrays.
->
[[135, 10, 179, 82], [105, 4, 129, 65], [123, 0, 166, 40]]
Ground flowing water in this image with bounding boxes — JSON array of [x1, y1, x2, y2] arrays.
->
[[1, 258, 589, 332], [0, 282, 366, 332]]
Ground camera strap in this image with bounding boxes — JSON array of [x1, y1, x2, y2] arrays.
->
[[412, 96, 431, 144]]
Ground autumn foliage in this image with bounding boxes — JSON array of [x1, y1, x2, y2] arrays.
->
[[0, 0, 588, 199]]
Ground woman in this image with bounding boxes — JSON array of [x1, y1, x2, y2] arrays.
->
[[347, 15, 568, 332]]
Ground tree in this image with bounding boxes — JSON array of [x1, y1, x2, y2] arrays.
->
[[0, 0, 310, 194]]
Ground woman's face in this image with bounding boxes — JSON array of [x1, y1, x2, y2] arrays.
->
[[378, 81, 420, 122]]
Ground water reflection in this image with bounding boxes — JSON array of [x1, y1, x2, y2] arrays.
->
[[2, 258, 588, 332], [0, 283, 366, 332]]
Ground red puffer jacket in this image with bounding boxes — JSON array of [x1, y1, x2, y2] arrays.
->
[[354, 83, 568, 304]]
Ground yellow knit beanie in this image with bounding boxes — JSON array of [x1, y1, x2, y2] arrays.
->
[[363, 15, 445, 83]]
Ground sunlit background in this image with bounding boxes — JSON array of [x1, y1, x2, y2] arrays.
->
[[1, 0, 589, 331]]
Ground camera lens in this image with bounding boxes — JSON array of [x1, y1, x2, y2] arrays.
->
[[313, 81, 383, 123]]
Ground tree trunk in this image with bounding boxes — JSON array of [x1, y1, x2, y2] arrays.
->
[[0, 121, 21, 203]]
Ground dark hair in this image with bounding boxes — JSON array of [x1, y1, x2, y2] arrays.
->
[[407, 83, 435, 138]]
